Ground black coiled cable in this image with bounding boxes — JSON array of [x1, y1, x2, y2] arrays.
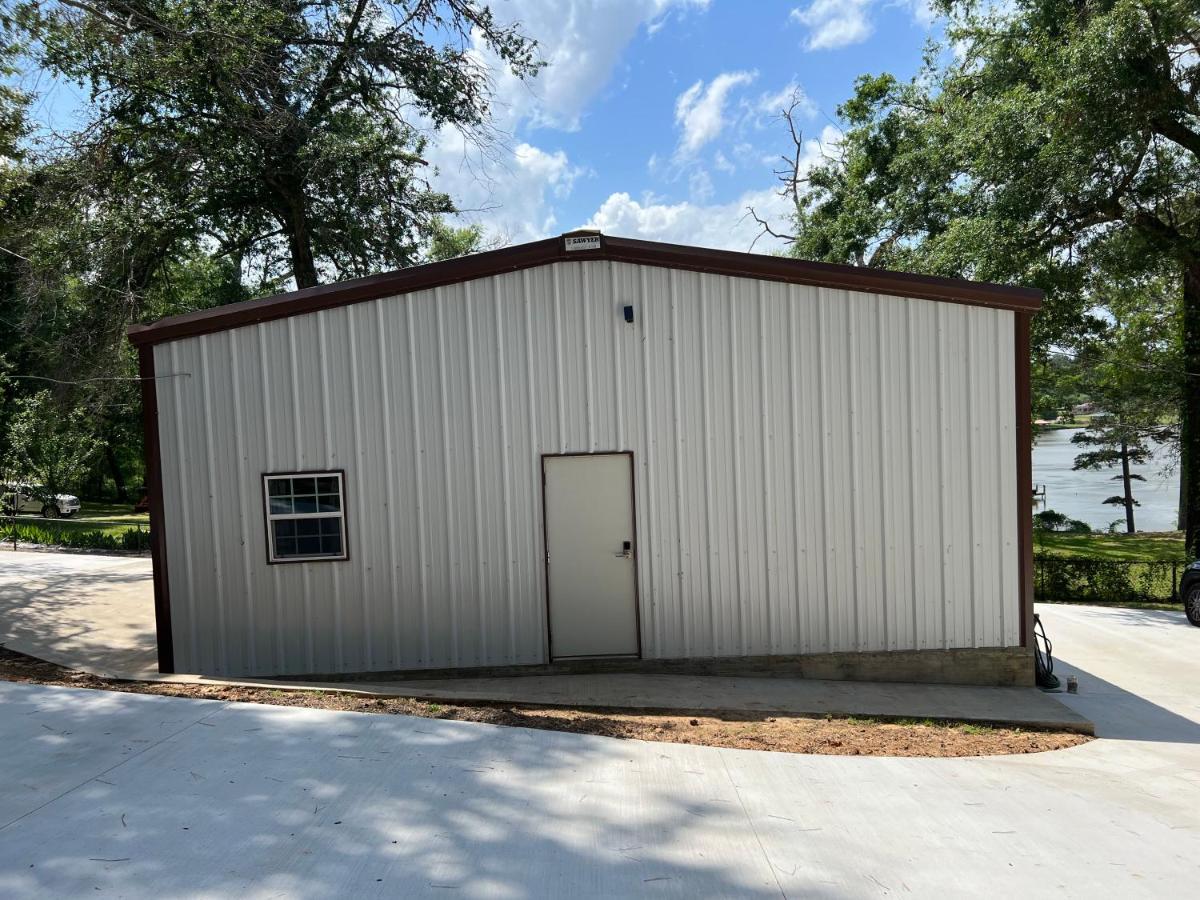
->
[[1034, 613, 1060, 690]]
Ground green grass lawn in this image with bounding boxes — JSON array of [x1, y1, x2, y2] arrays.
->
[[14, 500, 149, 536], [1034, 530, 1186, 561]]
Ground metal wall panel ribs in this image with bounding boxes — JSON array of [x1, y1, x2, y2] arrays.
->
[[154, 260, 1020, 676]]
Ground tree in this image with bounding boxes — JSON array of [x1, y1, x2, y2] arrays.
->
[[426, 217, 486, 262], [1033, 353, 1088, 424], [757, 74, 1092, 351], [20, 1, 542, 289], [1072, 425, 1152, 532], [1, 2, 540, 504], [2, 389, 103, 502], [1070, 265, 1180, 532], [765, 0, 1200, 549], [927, 0, 1199, 544]]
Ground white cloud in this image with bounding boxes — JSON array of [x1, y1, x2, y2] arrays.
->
[[797, 123, 844, 171], [431, 131, 588, 244], [789, 0, 937, 51], [789, 0, 873, 50], [756, 81, 816, 118], [673, 70, 757, 157], [897, 0, 936, 28], [582, 188, 793, 252], [688, 167, 715, 202], [582, 122, 844, 252], [426, 0, 709, 246], [479, 0, 712, 132]]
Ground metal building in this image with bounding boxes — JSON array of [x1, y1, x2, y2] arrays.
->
[[129, 232, 1040, 683]]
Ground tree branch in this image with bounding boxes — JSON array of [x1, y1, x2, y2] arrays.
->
[[307, 0, 371, 121], [1150, 115, 1200, 159]]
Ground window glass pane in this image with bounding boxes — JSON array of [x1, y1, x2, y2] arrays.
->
[[320, 535, 343, 555], [317, 494, 341, 512], [269, 497, 293, 515], [292, 495, 318, 514], [315, 476, 339, 494], [272, 520, 296, 539], [296, 519, 321, 537], [292, 477, 317, 496], [267, 478, 292, 497], [320, 518, 341, 537], [297, 536, 321, 556], [274, 537, 296, 557]]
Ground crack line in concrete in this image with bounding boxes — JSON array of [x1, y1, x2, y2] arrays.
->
[[719, 749, 789, 900]]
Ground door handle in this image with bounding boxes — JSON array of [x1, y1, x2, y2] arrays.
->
[[615, 540, 632, 558]]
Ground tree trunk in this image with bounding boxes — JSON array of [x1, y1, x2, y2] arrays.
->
[[1179, 459, 1188, 533], [1182, 260, 1200, 556], [1120, 438, 1135, 533], [105, 442, 127, 502], [282, 190, 319, 289]]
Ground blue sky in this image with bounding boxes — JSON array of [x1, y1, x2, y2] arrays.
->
[[17, 1, 942, 254], [436, 0, 941, 251]]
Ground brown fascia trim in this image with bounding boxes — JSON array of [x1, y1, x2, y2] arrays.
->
[[127, 233, 1043, 347], [1014, 312, 1035, 651], [138, 344, 175, 673]]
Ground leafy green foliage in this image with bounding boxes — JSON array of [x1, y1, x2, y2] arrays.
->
[[3, 390, 103, 498], [0, 520, 151, 552], [1034, 555, 1183, 604], [0, 2, 540, 509], [1033, 509, 1092, 533], [774, 0, 1199, 541], [1066, 266, 1180, 529], [426, 218, 487, 262], [19, 0, 542, 288]]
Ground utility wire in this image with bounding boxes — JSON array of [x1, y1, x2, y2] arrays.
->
[[6, 374, 190, 384]]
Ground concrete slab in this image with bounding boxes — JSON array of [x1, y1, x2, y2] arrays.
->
[[321, 672, 1094, 732], [0, 673, 1195, 899], [0, 549, 1090, 732], [0, 549, 157, 679], [1034, 603, 1200, 742]]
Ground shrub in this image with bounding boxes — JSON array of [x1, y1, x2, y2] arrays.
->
[[1034, 555, 1184, 604], [0, 522, 151, 553], [1033, 510, 1069, 531], [1033, 510, 1092, 534]]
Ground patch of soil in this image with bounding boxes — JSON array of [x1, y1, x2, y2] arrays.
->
[[0, 647, 1090, 757]]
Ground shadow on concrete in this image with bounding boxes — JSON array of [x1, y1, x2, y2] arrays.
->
[[0, 555, 156, 677], [1052, 655, 1199, 744], [0, 684, 825, 899]]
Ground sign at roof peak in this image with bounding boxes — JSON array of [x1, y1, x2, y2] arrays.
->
[[564, 234, 602, 252]]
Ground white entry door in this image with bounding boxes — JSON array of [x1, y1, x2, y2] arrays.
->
[[543, 453, 640, 659]]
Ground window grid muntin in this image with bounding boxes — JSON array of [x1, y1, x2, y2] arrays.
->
[[263, 471, 347, 562]]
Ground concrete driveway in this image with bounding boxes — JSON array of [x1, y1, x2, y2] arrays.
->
[[0, 604, 1197, 898], [0, 549, 157, 678]]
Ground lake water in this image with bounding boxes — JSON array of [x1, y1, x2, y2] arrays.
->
[[1032, 428, 1179, 532]]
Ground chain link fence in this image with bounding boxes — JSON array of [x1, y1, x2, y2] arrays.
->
[[1034, 555, 1185, 605]]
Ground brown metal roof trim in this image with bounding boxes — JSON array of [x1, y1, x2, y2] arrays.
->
[[128, 233, 1043, 347]]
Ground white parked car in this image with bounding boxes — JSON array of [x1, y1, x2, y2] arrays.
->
[[1, 484, 81, 519]]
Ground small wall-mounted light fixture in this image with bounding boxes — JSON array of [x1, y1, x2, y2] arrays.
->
[[622, 304, 635, 324]]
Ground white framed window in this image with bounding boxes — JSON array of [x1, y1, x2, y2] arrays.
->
[[262, 471, 348, 563]]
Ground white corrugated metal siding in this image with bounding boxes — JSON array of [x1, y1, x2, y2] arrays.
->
[[154, 260, 1020, 676]]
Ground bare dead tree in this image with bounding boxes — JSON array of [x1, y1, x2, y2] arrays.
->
[[746, 91, 842, 252]]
